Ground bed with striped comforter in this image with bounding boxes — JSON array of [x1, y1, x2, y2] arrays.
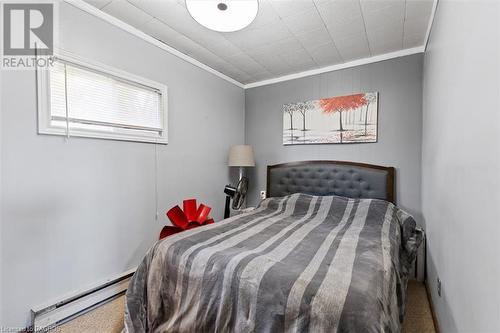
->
[[124, 193, 422, 333]]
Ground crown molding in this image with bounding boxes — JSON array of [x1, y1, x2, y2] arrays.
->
[[64, 0, 245, 88], [243, 46, 425, 89], [424, 0, 439, 51]]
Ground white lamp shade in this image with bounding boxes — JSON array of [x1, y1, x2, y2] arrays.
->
[[228, 145, 255, 167], [186, 0, 259, 32]]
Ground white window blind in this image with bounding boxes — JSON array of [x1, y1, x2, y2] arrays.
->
[[39, 56, 168, 144]]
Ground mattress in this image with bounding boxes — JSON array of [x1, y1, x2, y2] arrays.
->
[[124, 193, 422, 333]]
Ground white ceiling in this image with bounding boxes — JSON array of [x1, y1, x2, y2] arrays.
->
[[84, 0, 434, 85]]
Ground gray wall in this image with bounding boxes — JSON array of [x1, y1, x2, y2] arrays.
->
[[0, 64, 3, 327], [422, 1, 500, 332], [0, 2, 244, 327], [245, 54, 423, 222]]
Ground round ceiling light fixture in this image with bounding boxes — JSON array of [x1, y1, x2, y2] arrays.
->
[[186, 0, 259, 33]]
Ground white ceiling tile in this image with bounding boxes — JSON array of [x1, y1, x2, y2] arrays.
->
[[404, 33, 425, 48], [279, 48, 316, 67], [326, 18, 367, 40], [176, 28, 242, 56], [312, 0, 331, 6], [225, 53, 268, 74], [185, 44, 221, 62], [290, 62, 319, 73], [338, 46, 371, 61], [267, 63, 293, 75], [371, 39, 402, 55], [282, 8, 326, 35], [181, 45, 259, 83], [359, 0, 405, 13], [270, 0, 316, 18], [223, 37, 266, 53], [365, 7, 405, 55], [222, 67, 254, 82], [250, 37, 304, 56], [405, 0, 434, 21], [136, 1, 243, 57], [248, 71, 275, 82], [367, 25, 403, 50], [127, 0, 196, 35], [272, 67, 299, 76], [202, 40, 244, 59], [84, 0, 434, 84], [334, 33, 371, 60], [248, 50, 292, 74], [142, 19, 184, 44], [403, 0, 432, 48], [195, 54, 227, 71], [85, 0, 112, 9], [187, 29, 232, 49], [166, 35, 206, 56], [250, 70, 272, 79], [249, 0, 281, 27], [318, 2, 368, 53], [360, 0, 405, 29], [101, 0, 154, 29], [404, 17, 429, 37], [316, 1, 364, 28], [328, 20, 370, 58], [295, 26, 333, 50], [143, 19, 227, 62], [127, 0, 179, 15], [308, 42, 343, 66], [252, 22, 292, 43], [205, 56, 241, 72], [224, 22, 292, 50], [245, 51, 272, 65]]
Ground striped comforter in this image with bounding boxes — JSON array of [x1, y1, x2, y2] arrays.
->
[[124, 193, 422, 333]]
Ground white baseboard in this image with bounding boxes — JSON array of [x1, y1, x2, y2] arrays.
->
[[30, 268, 136, 331]]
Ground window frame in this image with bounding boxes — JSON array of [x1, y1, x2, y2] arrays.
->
[[37, 50, 168, 144]]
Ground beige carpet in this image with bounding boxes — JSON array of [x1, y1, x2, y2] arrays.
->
[[57, 281, 436, 333], [402, 281, 438, 333]]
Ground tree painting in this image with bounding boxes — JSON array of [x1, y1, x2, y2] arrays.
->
[[295, 101, 314, 131], [283, 104, 294, 130], [362, 93, 377, 135], [319, 94, 368, 142], [283, 92, 378, 145], [283, 104, 295, 143]]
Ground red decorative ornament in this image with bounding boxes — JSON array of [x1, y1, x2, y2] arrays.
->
[[160, 199, 213, 240]]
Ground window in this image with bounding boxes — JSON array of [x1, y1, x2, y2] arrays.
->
[[37, 52, 168, 144]]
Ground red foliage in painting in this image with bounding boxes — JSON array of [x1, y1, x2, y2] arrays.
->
[[320, 94, 367, 114]]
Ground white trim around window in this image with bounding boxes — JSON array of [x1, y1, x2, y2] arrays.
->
[[36, 49, 168, 144]]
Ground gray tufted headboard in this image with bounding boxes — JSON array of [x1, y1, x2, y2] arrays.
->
[[267, 160, 395, 203]]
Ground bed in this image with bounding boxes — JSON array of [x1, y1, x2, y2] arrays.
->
[[124, 160, 422, 333]]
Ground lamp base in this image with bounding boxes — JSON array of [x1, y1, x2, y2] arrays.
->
[[224, 195, 231, 219]]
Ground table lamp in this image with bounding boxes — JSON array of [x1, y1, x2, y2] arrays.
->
[[228, 145, 255, 180]]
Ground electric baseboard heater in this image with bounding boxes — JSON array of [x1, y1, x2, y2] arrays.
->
[[30, 267, 135, 331]]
